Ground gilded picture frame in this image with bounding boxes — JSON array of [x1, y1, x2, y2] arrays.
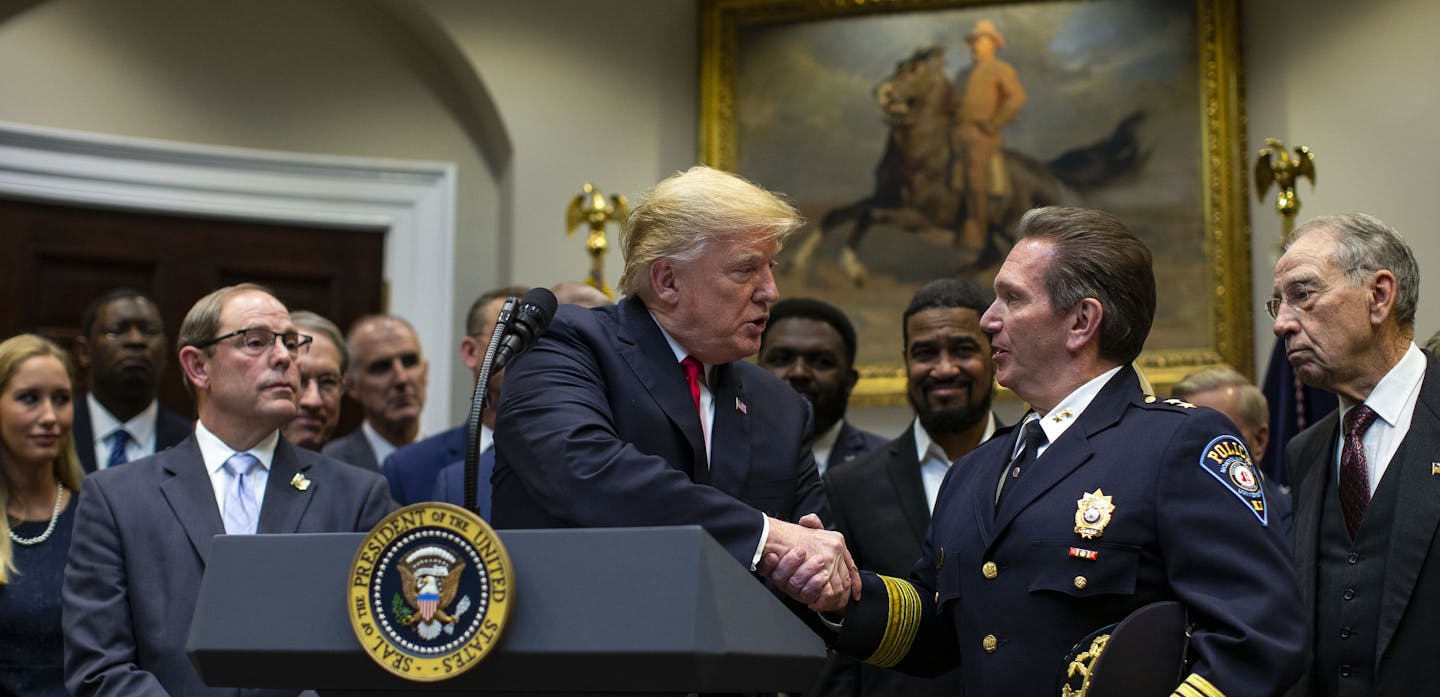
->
[[700, 0, 1251, 405]]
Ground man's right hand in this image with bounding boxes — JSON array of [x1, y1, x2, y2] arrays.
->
[[758, 513, 861, 613]]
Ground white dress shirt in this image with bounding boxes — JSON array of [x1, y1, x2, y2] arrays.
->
[[1335, 342, 1425, 495], [915, 411, 998, 512], [195, 421, 278, 516], [86, 394, 160, 469]]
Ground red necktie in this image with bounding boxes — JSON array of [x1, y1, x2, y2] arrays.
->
[[681, 356, 704, 418], [1340, 404, 1378, 538]]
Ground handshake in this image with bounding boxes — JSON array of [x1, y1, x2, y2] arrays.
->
[[759, 513, 861, 613]]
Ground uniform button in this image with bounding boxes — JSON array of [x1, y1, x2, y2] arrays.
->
[[982, 562, 998, 579], [1144, 395, 1157, 403], [1340, 627, 1351, 639], [1340, 664, 1352, 677], [1073, 576, 1087, 589], [1347, 552, 1360, 564], [982, 634, 998, 653], [1343, 588, 1355, 601]]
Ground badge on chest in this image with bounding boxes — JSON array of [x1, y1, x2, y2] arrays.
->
[[1074, 489, 1115, 540]]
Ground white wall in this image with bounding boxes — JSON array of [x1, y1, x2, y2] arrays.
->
[[3, 0, 1437, 426], [1243, 0, 1440, 380], [418, 0, 699, 292]]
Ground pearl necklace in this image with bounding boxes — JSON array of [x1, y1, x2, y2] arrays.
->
[[8, 481, 65, 546]]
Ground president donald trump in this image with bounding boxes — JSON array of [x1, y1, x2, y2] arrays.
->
[[493, 165, 858, 607]]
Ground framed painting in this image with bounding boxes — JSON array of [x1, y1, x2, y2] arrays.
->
[[701, 0, 1251, 404]]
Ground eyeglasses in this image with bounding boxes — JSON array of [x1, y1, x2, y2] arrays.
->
[[194, 328, 313, 357], [1266, 272, 1357, 320], [300, 372, 342, 397]]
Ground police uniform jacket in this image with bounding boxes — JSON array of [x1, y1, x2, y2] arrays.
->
[[831, 366, 1307, 697]]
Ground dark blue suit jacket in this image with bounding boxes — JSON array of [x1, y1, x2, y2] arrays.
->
[[63, 434, 395, 697], [832, 366, 1306, 697], [827, 420, 887, 472], [430, 448, 496, 520], [491, 296, 828, 565], [71, 396, 192, 474], [383, 425, 466, 504]]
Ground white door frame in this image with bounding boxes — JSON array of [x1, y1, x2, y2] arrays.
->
[[0, 120, 458, 432]]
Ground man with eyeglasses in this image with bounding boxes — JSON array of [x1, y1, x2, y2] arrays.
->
[[71, 288, 192, 472], [64, 283, 394, 697], [282, 310, 348, 451], [1272, 213, 1438, 696], [385, 286, 525, 507], [324, 314, 430, 471]]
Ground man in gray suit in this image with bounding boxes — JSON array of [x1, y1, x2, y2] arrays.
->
[[323, 314, 429, 471], [1273, 213, 1436, 696], [64, 283, 395, 697]]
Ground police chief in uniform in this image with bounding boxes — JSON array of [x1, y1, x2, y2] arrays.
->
[[765, 207, 1306, 697]]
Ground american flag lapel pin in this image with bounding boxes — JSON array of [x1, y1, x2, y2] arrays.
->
[[735, 396, 748, 414]]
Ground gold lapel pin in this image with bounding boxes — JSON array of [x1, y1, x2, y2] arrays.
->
[[1432, 462, 1440, 477], [291, 473, 312, 491]]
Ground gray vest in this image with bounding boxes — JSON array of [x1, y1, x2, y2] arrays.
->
[[1315, 456, 1402, 697]]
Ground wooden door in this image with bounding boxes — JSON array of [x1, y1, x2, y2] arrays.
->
[[0, 196, 384, 434]]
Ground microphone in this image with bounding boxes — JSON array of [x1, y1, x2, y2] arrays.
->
[[493, 287, 558, 371]]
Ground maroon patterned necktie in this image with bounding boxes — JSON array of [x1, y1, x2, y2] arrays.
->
[[681, 356, 704, 418], [1340, 404, 1379, 538]]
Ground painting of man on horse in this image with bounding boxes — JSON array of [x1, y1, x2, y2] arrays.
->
[[789, 38, 1147, 285], [733, 1, 1208, 367]]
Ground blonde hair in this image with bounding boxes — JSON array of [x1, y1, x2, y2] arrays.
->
[[0, 334, 83, 583], [618, 166, 803, 297]]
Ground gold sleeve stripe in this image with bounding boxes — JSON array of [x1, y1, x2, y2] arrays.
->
[[864, 575, 922, 668], [1171, 674, 1225, 697], [1172, 684, 1203, 697]]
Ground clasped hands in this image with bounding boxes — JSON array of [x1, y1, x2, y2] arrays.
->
[[759, 513, 861, 613]]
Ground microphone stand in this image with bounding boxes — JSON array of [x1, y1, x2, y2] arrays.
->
[[464, 297, 517, 515]]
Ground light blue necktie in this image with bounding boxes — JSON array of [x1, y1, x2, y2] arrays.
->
[[106, 430, 131, 468], [222, 452, 261, 535]]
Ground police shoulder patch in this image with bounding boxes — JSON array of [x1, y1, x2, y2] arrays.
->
[[1198, 435, 1267, 525]]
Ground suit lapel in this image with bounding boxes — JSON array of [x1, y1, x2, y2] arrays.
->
[[1376, 356, 1440, 663], [708, 364, 748, 492], [614, 298, 708, 477], [158, 436, 225, 565], [990, 371, 1134, 537], [257, 440, 316, 534], [1290, 412, 1337, 618], [886, 425, 931, 543]]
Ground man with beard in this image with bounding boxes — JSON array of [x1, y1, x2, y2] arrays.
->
[[817, 278, 996, 697], [71, 289, 191, 473], [758, 298, 886, 476]]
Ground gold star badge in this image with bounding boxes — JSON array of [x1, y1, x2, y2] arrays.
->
[[1074, 489, 1115, 540]]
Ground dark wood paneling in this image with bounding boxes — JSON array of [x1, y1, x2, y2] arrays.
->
[[0, 196, 384, 432]]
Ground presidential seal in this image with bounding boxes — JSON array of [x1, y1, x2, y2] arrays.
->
[[348, 502, 513, 681]]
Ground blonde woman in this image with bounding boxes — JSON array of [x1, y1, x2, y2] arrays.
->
[[0, 334, 83, 696]]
